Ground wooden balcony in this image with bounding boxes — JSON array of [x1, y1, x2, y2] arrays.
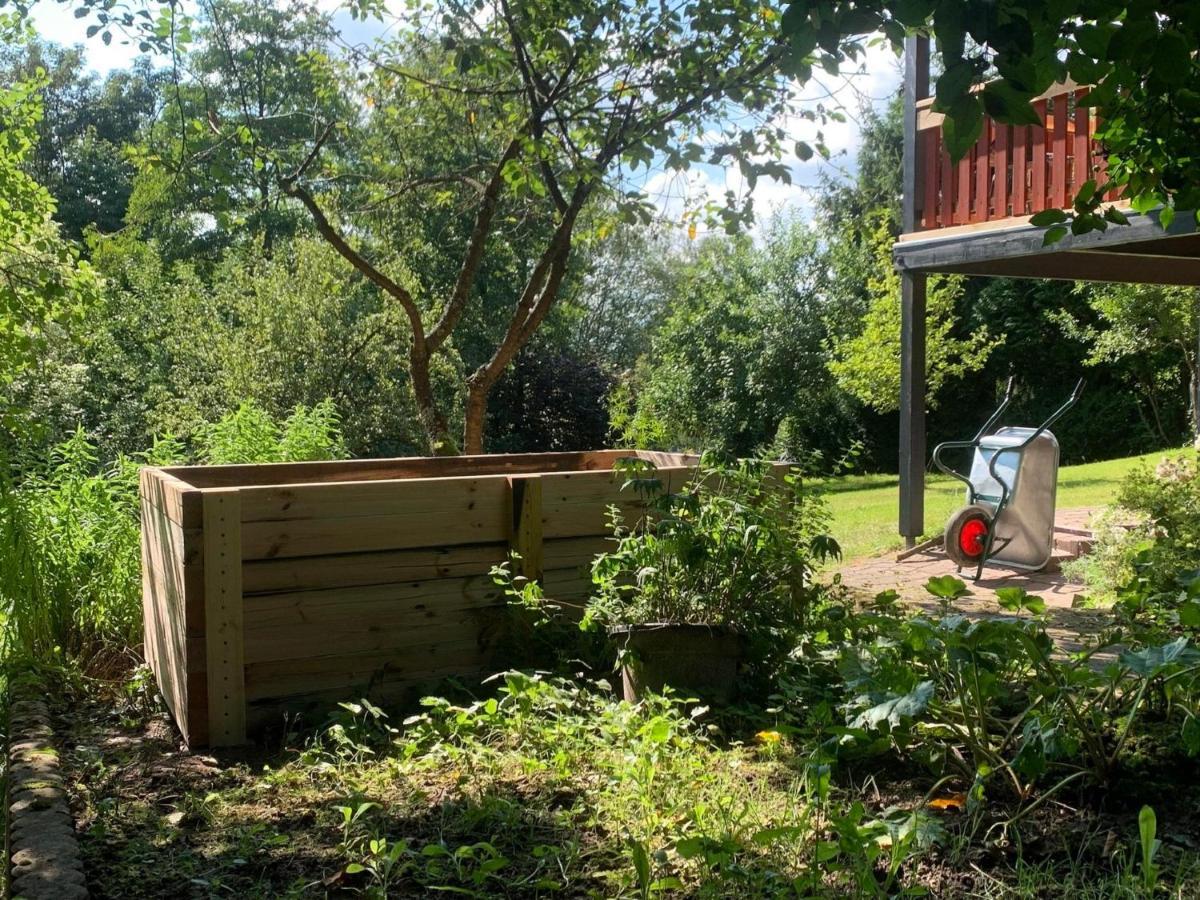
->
[[909, 82, 1120, 235]]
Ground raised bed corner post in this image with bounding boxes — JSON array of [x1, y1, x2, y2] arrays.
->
[[899, 34, 930, 548], [507, 475, 544, 580], [202, 488, 247, 746]]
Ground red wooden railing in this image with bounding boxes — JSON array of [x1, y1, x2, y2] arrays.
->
[[913, 83, 1120, 232]]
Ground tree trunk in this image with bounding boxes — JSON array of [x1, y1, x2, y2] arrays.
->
[[459, 188, 585, 454], [409, 344, 456, 455]]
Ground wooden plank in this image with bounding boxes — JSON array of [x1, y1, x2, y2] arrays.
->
[[243, 659, 493, 724], [541, 567, 594, 602], [141, 495, 191, 743], [243, 605, 504, 665], [507, 475, 543, 580], [994, 124, 1009, 218], [972, 122, 989, 222], [242, 544, 508, 595], [1073, 91, 1090, 194], [631, 450, 698, 468], [243, 640, 491, 702], [242, 575, 503, 630], [140, 468, 203, 529], [539, 468, 662, 539], [238, 475, 509, 524], [162, 450, 633, 490], [1051, 93, 1068, 208], [1012, 125, 1028, 216], [921, 129, 939, 229], [202, 490, 246, 746], [241, 509, 510, 561], [543, 536, 612, 571], [1031, 100, 1047, 212]]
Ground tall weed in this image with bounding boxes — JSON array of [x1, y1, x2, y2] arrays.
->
[[0, 400, 347, 672]]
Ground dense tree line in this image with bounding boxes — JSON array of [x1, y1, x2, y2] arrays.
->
[[2, 5, 1194, 475]]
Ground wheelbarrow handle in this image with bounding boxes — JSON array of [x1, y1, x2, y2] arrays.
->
[[972, 376, 1017, 442], [1034, 378, 1085, 436]]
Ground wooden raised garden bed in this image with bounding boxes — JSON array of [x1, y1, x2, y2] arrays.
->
[[139, 450, 698, 747]]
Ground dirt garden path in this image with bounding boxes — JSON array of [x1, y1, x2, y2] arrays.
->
[[836, 507, 1116, 658]]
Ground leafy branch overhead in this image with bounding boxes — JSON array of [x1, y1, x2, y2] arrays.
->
[[779, 1, 1200, 235]]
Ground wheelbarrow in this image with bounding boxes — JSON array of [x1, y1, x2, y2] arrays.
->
[[932, 377, 1084, 580]]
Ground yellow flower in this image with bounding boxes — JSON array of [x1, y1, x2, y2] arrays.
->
[[755, 730, 782, 745]]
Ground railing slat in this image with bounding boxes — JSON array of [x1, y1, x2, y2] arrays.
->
[[1031, 99, 1047, 213], [972, 122, 990, 222], [1051, 94, 1068, 209], [910, 82, 1110, 233], [1012, 124, 1027, 216], [921, 129, 939, 229], [994, 124, 1009, 218], [1072, 90, 1090, 196], [955, 137, 971, 224], [939, 143, 955, 228]]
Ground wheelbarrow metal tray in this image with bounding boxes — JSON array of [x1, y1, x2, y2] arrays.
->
[[969, 427, 1060, 571]]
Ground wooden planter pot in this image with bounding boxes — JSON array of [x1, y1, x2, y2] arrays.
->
[[139, 450, 697, 748]]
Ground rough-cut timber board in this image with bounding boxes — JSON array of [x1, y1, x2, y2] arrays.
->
[[240, 514, 509, 561], [202, 490, 246, 746], [242, 544, 508, 595], [243, 639, 492, 702]]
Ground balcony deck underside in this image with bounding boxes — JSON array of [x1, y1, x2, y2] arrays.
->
[[894, 211, 1200, 285]]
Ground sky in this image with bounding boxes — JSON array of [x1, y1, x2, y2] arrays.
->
[[26, 1, 902, 230]]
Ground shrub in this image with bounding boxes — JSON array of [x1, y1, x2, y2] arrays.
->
[[0, 400, 347, 673], [1070, 447, 1200, 599], [583, 453, 840, 683], [0, 429, 149, 668]]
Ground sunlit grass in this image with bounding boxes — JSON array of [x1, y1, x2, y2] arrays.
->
[[822, 451, 1161, 562]]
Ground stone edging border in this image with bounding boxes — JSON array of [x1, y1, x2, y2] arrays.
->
[[7, 692, 88, 899]]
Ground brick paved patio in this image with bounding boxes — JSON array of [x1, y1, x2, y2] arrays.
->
[[835, 507, 1114, 655]]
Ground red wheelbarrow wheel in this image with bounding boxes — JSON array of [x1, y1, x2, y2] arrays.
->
[[944, 504, 993, 568]]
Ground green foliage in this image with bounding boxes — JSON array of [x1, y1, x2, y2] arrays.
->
[[0, 19, 100, 434], [194, 398, 346, 465], [0, 401, 346, 672], [34, 234, 425, 459], [614, 220, 861, 465], [0, 38, 162, 241], [827, 217, 995, 414], [585, 454, 839, 683], [812, 578, 1200, 811], [779, 1, 1200, 233], [1078, 449, 1200, 600], [0, 429, 153, 666], [308, 671, 936, 897], [1052, 283, 1199, 445]]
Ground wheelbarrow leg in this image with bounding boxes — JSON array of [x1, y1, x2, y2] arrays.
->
[[975, 523, 998, 581]]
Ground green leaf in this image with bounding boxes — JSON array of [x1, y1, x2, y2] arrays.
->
[[1159, 206, 1176, 230], [1042, 224, 1069, 246], [852, 681, 934, 731], [629, 838, 651, 891], [1179, 602, 1200, 628], [940, 96, 983, 163], [1030, 208, 1067, 226], [1120, 637, 1200, 677], [925, 575, 970, 601], [980, 81, 1041, 126], [1103, 206, 1130, 225]]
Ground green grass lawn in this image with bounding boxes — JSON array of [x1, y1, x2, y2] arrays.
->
[[822, 451, 1161, 561]]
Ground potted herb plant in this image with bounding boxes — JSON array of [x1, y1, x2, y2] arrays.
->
[[584, 453, 839, 703]]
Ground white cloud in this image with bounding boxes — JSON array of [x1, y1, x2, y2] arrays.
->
[[640, 40, 902, 237]]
